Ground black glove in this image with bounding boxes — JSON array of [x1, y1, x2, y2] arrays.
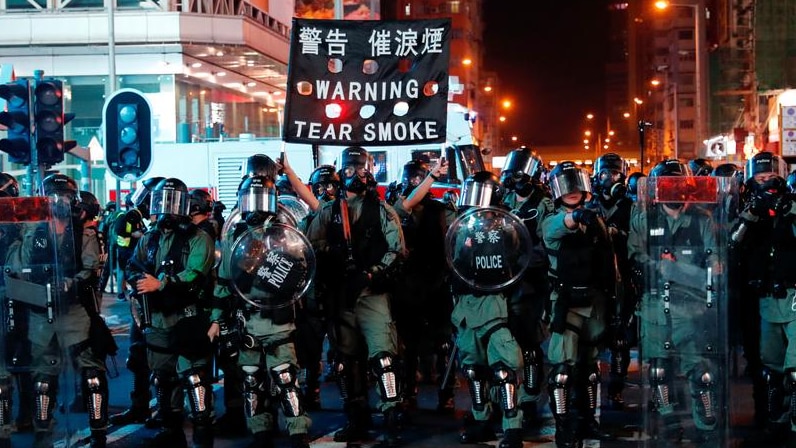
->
[[776, 197, 794, 216], [571, 208, 596, 226], [746, 194, 769, 217]]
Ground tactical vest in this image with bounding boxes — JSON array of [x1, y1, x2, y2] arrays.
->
[[548, 215, 614, 294], [327, 196, 389, 272], [512, 189, 548, 268], [745, 215, 796, 288], [647, 210, 706, 265], [401, 195, 447, 277], [144, 225, 202, 313]]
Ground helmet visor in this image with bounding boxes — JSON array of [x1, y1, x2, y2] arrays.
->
[[549, 169, 592, 201], [150, 189, 190, 216], [458, 179, 497, 208], [239, 184, 278, 215]]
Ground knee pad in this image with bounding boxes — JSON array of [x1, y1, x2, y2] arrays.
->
[[183, 368, 213, 425], [492, 361, 518, 418], [649, 358, 673, 414], [0, 378, 11, 427], [522, 346, 544, 396], [691, 371, 717, 429], [33, 376, 58, 430], [150, 370, 179, 411], [241, 365, 267, 419], [369, 352, 401, 403], [785, 368, 796, 426], [83, 368, 109, 429], [270, 363, 304, 417], [547, 363, 573, 416], [579, 362, 601, 412], [462, 364, 490, 412]]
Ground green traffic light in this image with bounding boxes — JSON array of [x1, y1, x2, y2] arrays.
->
[[119, 104, 137, 124], [120, 126, 138, 145]]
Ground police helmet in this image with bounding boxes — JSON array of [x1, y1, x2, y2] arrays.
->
[[458, 171, 504, 209], [711, 163, 741, 178], [275, 174, 296, 197], [238, 175, 278, 226], [401, 160, 430, 196], [745, 151, 787, 182], [309, 165, 341, 201], [787, 170, 796, 194], [79, 190, 101, 221], [189, 189, 214, 216], [500, 148, 543, 194], [0, 172, 19, 198], [105, 201, 117, 213], [129, 176, 164, 209], [593, 153, 628, 198], [150, 178, 190, 217], [626, 171, 646, 200], [689, 158, 713, 176], [244, 154, 279, 180], [42, 173, 81, 219], [338, 146, 376, 194], [649, 159, 690, 177], [548, 161, 592, 203]]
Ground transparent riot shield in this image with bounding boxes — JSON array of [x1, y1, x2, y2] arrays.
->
[[228, 222, 316, 310], [635, 176, 734, 446], [278, 195, 310, 227], [444, 206, 533, 292], [222, 204, 305, 240], [1, 197, 84, 447]]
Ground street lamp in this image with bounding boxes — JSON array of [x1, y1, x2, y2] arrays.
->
[[655, 0, 707, 156]]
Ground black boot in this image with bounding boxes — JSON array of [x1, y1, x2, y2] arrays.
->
[[90, 430, 107, 448], [459, 416, 496, 444], [290, 433, 311, 448], [333, 402, 371, 442], [247, 431, 275, 448], [498, 428, 523, 448], [109, 405, 150, 426], [606, 374, 625, 411], [520, 401, 542, 430], [380, 407, 401, 447], [214, 406, 247, 437], [192, 424, 214, 448]]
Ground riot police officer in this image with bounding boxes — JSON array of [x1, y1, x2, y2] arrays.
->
[[586, 153, 634, 411], [126, 178, 216, 448], [542, 161, 618, 448], [446, 171, 527, 448], [5, 173, 108, 448], [0, 172, 27, 448], [628, 159, 725, 446], [390, 157, 456, 415], [626, 172, 646, 203], [730, 152, 796, 445], [499, 148, 553, 428], [304, 146, 407, 446], [215, 171, 314, 448], [110, 176, 164, 428], [689, 158, 714, 177]]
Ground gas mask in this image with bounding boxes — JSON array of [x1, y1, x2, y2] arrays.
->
[[313, 182, 339, 201], [341, 165, 375, 195], [157, 214, 186, 231], [51, 193, 80, 220], [597, 170, 627, 200], [401, 174, 424, 197]]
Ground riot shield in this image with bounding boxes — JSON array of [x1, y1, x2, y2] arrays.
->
[[444, 206, 533, 292], [228, 222, 316, 310], [0, 197, 84, 446], [635, 176, 734, 446], [222, 204, 304, 240], [278, 195, 310, 227]]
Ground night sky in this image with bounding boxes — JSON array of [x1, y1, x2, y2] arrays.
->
[[482, 0, 611, 147]]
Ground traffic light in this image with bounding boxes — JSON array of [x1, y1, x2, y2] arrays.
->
[[34, 79, 76, 166], [0, 79, 32, 165], [103, 89, 152, 182]]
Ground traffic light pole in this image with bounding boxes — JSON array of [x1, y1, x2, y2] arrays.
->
[[106, 0, 124, 297], [25, 69, 45, 196]]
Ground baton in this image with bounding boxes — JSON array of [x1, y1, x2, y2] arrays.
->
[[440, 343, 458, 391]]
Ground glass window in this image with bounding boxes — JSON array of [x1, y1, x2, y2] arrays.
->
[[371, 151, 388, 183]]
